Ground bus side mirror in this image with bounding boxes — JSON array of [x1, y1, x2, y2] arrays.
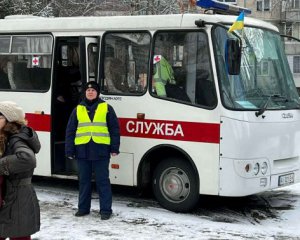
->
[[225, 38, 241, 75]]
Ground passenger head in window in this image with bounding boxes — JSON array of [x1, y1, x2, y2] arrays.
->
[[152, 55, 176, 97]]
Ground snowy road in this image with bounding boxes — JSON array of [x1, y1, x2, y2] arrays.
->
[[31, 178, 300, 240]]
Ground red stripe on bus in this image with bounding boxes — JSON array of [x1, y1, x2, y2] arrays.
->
[[119, 118, 220, 144], [24, 113, 220, 144], [25, 113, 51, 132]]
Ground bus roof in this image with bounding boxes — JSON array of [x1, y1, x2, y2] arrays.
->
[[0, 14, 278, 33]]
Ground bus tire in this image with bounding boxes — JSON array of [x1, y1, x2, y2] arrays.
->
[[152, 157, 199, 212]]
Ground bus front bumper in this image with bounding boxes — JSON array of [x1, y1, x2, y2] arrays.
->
[[219, 157, 300, 196]]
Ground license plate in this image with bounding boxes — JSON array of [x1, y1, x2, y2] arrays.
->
[[278, 173, 294, 186]]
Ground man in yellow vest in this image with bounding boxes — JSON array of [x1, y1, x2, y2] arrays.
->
[[65, 81, 120, 220]]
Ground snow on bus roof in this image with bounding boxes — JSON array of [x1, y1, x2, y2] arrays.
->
[[0, 14, 278, 33]]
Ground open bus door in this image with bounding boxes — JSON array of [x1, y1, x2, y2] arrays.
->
[[79, 36, 99, 83], [52, 36, 99, 176]]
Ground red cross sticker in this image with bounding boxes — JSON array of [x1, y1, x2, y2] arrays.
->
[[153, 55, 161, 64], [32, 56, 40, 66]]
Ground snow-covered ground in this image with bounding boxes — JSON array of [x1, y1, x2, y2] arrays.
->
[[31, 179, 300, 240]]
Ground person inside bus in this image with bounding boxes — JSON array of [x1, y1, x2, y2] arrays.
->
[[65, 81, 120, 220], [0, 56, 14, 90], [57, 45, 82, 107], [0, 101, 41, 240], [152, 55, 176, 97], [104, 45, 128, 93], [152, 55, 190, 102], [55, 45, 82, 141]]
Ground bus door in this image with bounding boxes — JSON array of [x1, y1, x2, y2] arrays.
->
[[52, 36, 99, 175], [79, 36, 99, 82]]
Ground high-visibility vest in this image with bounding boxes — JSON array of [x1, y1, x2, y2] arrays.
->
[[75, 103, 110, 145], [153, 55, 176, 97]]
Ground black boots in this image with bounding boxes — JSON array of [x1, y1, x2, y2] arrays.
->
[[75, 211, 90, 217], [75, 210, 111, 220], [100, 213, 111, 220]]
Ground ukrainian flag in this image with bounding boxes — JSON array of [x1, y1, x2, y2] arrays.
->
[[228, 12, 244, 33]]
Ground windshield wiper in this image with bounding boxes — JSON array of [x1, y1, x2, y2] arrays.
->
[[255, 94, 287, 117]]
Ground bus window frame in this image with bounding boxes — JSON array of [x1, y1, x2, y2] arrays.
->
[[99, 30, 152, 97], [0, 32, 54, 93], [87, 42, 99, 82], [150, 29, 217, 110]]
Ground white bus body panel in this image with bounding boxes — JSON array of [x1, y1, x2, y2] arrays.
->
[[110, 152, 134, 186], [219, 110, 300, 196], [114, 137, 220, 194], [104, 93, 221, 194]]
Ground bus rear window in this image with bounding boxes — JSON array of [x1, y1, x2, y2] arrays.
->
[[0, 35, 52, 92]]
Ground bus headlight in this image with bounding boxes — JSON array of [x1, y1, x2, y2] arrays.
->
[[261, 162, 268, 175], [253, 163, 260, 175]]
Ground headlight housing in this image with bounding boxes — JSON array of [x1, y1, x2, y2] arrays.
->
[[261, 162, 268, 175], [253, 163, 260, 175]]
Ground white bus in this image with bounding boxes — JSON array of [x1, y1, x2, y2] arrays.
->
[[0, 1, 299, 212]]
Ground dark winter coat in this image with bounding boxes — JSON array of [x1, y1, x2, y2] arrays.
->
[[65, 98, 120, 160], [0, 124, 41, 238]]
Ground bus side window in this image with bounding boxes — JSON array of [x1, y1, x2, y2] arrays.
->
[[102, 32, 151, 95], [88, 44, 97, 81], [0, 56, 13, 90], [153, 33, 191, 103], [104, 48, 127, 93], [152, 55, 190, 102], [0, 35, 52, 92], [153, 31, 216, 107], [13, 61, 31, 89], [29, 68, 51, 90], [195, 69, 217, 107]]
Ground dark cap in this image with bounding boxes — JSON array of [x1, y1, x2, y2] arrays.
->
[[84, 81, 100, 94]]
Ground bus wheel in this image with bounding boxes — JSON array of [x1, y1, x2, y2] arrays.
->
[[152, 158, 199, 212]]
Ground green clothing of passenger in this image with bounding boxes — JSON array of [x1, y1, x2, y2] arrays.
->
[[153, 55, 176, 97]]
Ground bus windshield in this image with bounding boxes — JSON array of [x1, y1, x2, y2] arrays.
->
[[213, 26, 300, 110]]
